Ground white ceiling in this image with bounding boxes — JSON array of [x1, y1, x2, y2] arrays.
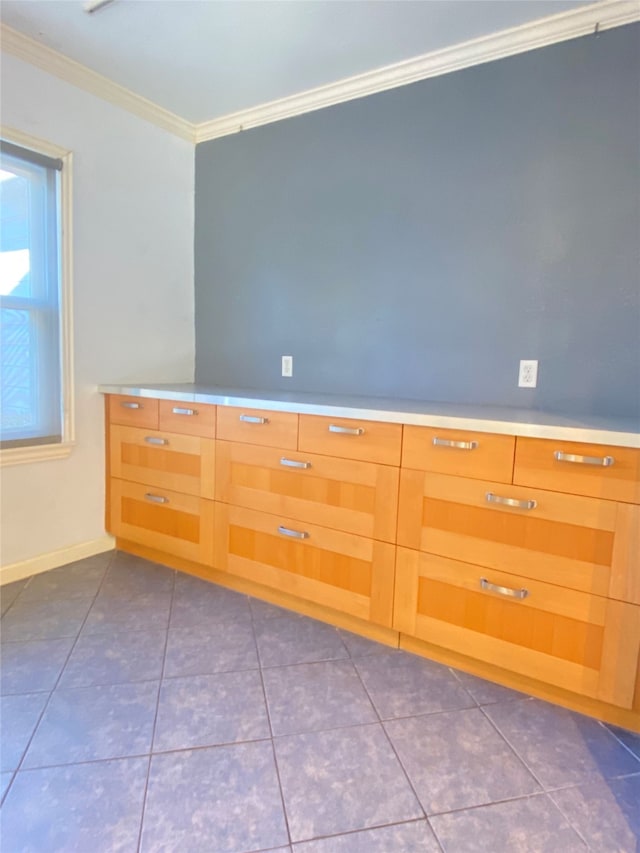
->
[[1, 0, 594, 125]]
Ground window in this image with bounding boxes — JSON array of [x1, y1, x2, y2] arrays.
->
[[0, 132, 73, 462]]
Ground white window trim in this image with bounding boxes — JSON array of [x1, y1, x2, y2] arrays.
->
[[0, 126, 75, 467]]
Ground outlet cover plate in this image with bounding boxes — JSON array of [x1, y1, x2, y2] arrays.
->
[[282, 355, 293, 377], [518, 359, 538, 388]]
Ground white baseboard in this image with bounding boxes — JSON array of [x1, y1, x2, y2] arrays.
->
[[0, 536, 116, 585]]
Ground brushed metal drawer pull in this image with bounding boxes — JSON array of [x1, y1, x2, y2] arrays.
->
[[144, 436, 168, 446], [120, 401, 141, 409], [481, 578, 529, 600], [328, 424, 365, 436], [432, 437, 479, 450], [239, 415, 270, 424], [280, 457, 312, 470], [486, 493, 537, 510], [278, 525, 310, 540], [172, 407, 198, 416], [554, 451, 614, 467], [144, 493, 169, 504]]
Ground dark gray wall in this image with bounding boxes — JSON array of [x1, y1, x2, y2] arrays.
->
[[195, 25, 640, 420]]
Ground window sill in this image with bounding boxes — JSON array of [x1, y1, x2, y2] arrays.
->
[[0, 441, 75, 467]]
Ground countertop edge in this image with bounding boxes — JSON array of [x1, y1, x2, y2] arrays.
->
[[98, 384, 640, 449]]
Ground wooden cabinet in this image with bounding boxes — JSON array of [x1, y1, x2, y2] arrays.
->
[[397, 470, 636, 599], [214, 504, 395, 626], [217, 406, 298, 449], [108, 394, 158, 429], [402, 426, 515, 483], [215, 440, 399, 542], [396, 425, 640, 716], [215, 413, 400, 625], [110, 425, 215, 499], [299, 414, 402, 466], [104, 391, 639, 726], [158, 400, 216, 438], [107, 399, 216, 565], [514, 437, 640, 504], [395, 549, 640, 709], [110, 479, 215, 565]]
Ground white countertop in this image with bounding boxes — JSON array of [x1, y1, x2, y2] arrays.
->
[[98, 383, 640, 448]]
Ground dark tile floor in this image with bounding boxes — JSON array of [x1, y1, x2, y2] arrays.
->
[[1, 550, 639, 852]]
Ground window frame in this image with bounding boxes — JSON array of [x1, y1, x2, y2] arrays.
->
[[0, 127, 74, 467]]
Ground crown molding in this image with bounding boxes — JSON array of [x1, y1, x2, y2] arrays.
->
[[2, 1, 638, 146], [0, 24, 196, 142], [195, 0, 640, 143]]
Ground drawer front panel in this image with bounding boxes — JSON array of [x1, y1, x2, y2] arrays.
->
[[108, 395, 159, 429], [610, 504, 640, 605], [110, 425, 215, 499], [217, 406, 298, 449], [403, 426, 515, 483], [394, 549, 640, 707], [398, 471, 625, 597], [215, 441, 399, 542], [214, 504, 395, 626], [159, 400, 216, 438], [298, 415, 402, 466], [110, 479, 214, 565], [514, 437, 640, 504]]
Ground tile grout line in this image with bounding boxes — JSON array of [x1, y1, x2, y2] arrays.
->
[[135, 565, 177, 853], [545, 723, 639, 852], [258, 619, 439, 847], [5, 554, 638, 849], [1, 550, 120, 608], [269, 709, 414, 742], [475, 703, 592, 848], [290, 818, 449, 849], [348, 651, 446, 851], [448, 665, 494, 709], [351, 654, 588, 850], [2, 739, 272, 775], [477, 703, 549, 793], [161, 662, 260, 680], [252, 609, 351, 671], [0, 550, 118, 806], [0, 575, 33, 620], [260, 652, 351, 670], [428, 786, 592, 819], [15, 723, 639, 789], [4, 675, 169, 695], [542, 790, 594, 850], [252, 607, 295, 850], [12, 743, 636, 814], [283, 817, 433, 849], [596, 719, 640, 764]]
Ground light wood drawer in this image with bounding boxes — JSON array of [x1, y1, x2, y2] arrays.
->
[[110, 478, 214, 565], [394, 548, 640, 708], [110, 425, 215, 499], [217, 406, 298, 450], [159, 400, 216, 438], [402, 426, 514, 483], [514, 437, 640, 504], [298, 414, 402, 466], [108, 395, 158, 429], [215, 441, 399, 542], [214, 504, 395, 626], [398, 470, 638, 600]]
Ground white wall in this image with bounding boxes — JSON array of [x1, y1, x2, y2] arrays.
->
[[0, 52, 195, 570]]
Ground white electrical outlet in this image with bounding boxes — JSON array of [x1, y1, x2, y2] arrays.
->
[[518, 359, 538, 388], [281, 355, 293, 377]]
